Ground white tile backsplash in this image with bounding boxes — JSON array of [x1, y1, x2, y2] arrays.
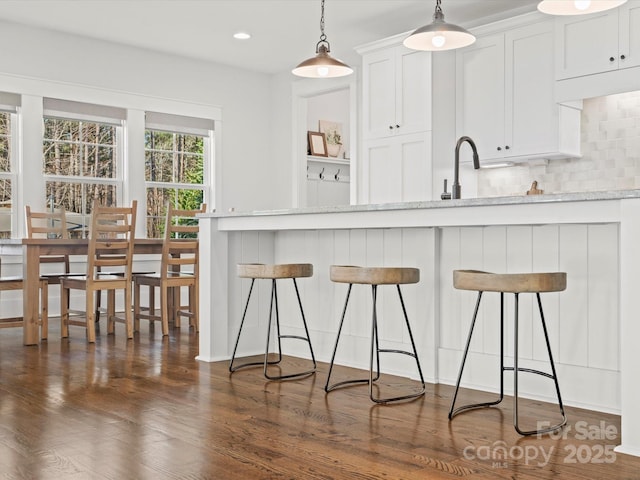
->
[[478, 91, 640, 197]]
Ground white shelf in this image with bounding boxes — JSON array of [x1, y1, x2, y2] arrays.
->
[[307, 156, 350, 165]]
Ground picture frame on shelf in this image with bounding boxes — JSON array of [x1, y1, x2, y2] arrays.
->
[[308, 131, 328, 157], [319, 120, 343, 158]]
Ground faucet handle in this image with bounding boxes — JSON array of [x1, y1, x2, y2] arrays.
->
[[441, 179, 452, 200]]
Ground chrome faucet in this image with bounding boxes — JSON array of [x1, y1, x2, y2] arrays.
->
[[448, 136, 480, 200]]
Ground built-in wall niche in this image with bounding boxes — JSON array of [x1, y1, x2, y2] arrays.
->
[[292, 75, 357, 208], [305, 88, 351, 208], [306, 89, 350, 160]]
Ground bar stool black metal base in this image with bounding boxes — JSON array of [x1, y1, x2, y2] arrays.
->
[[449, 291, 567, 436], [229, 278, 316, 380], [325, 284, 426, 404]]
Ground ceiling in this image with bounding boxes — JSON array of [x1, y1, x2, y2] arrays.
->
[[0, 0, 541, 75]]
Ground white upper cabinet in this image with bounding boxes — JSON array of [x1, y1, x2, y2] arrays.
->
[[361, 45, 432, 139], [357, 36, 433, 203], [556, 1, 640, 80], [457, 19, 580, 163], [456, 34, 505, 161]]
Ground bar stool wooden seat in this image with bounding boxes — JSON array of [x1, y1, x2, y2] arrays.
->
[[449, 269, 567, 436], [325, 265, 426, 404], [229, 263, 316, 380]]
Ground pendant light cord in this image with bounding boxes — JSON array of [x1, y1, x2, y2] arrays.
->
[[316, 0, 330, 52], [320, 0, 326, 42], [435, 0, 442, 14]]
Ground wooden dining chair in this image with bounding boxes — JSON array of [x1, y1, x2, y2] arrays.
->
[[0, 277, 48, 339], [60, 201, 137, 343], [0, 206, 66, 340], [25, 205, 71, 283], [133, 203, 205, 336]]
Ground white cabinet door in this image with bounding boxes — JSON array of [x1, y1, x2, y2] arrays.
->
[[506, 21, 558, 158], [397, 48, 432, 137], [457, 19, 574, 162], [362, 46, 431, 139], [618, 0, 640, 70], [555, 2, 640, 80], [455, 33, 505, 161], [363, 48, 396, 139], [555, 10, 619, 79], [366, 133, 431, 204]]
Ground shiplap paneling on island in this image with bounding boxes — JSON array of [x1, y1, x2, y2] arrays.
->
[[225, 223, 619, 413], [438, 223, 620, 413], [226, 228, 438, 382]]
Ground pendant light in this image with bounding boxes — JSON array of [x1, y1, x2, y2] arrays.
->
[[403, 0, 475, 52], [537, 0, 627, 15], [292, 0, 353, 78]]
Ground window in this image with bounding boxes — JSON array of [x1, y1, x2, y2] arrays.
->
[[0, 111, 13, 239], [0, 93, 20, 239], [43, 99, 125, 238], [144, 112, 212, 238]]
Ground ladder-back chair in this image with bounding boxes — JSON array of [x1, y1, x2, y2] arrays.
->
[[61, 201, 137, 343], [25, 205, 71, 283], [133, 203, 205, 336]]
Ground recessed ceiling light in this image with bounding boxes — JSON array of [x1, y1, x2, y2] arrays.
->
[[233, 32, 251, 40]]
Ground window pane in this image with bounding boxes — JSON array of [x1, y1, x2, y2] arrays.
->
[[43, 140, 77, 175], [145, 130, 174, 150], [46, 181, 117, 238], [144, 130, 204, 184], [145, 151, 174, 183], [44, 118, 78, 143], [0, 112, 10, 173], [0, 179, 11, 239], [146, 187, 203, 238], [83, 145, 117, 179], [43, 118, 117, 178], [176, 153, 203, 184]]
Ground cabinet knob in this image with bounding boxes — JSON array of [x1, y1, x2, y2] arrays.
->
[[621, 54, 626, 60], [396, 124, 400, 129], [505, 145, 510, 150], [389, 125, 394, 130], [610, 56, 615, 62], [497, 146, 502, 151]]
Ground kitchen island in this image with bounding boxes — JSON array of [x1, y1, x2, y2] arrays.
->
[[197, 190, 640, 457]]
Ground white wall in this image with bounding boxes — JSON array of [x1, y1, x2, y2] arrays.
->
[[269, 71, 295, 210], [0, 19, 283, 213]]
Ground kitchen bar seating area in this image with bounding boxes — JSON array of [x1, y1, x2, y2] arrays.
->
[[4, 0, 640, 478]]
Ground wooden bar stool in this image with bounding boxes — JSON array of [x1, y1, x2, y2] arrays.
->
[[325, 265, 426, 404], [449, 270, 567, 436], [229, 263, 316, 380]]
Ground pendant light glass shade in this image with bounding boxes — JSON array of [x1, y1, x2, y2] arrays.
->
[[537, 0, 627, 15], [403, 0, 475, 52], [292, 0, 353, 78]]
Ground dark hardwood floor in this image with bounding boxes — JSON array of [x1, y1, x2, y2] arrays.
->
[[1, 321, 638, 479]]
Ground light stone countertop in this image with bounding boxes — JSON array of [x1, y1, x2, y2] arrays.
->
[[205, 189, 640, 218]]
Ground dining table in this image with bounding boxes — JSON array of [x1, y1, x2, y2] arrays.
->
[[0, 238, 164, 345]]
